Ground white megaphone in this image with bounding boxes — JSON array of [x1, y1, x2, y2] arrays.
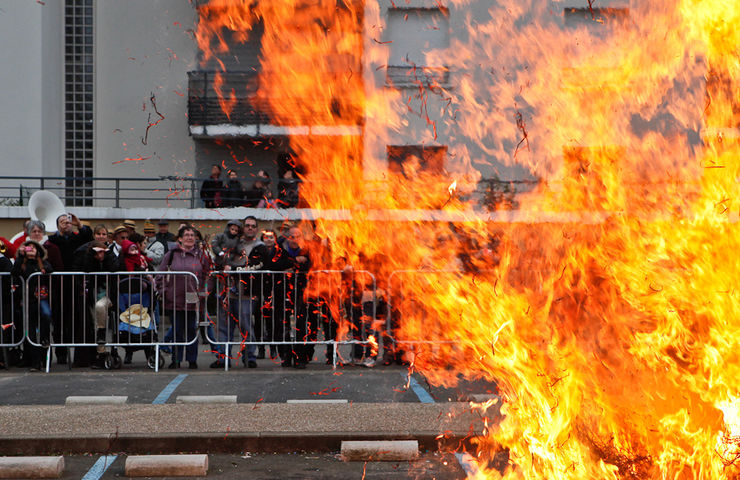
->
[[28, 190, 67, 233]]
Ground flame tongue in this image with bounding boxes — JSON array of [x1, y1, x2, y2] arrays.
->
[[196, 0, 740, 478]]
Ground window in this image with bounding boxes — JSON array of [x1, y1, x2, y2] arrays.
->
[[386, 7, 450, 87], [64, 0, 94, 206]]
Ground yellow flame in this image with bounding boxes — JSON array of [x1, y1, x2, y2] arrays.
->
[[196, 1, 740, 478]]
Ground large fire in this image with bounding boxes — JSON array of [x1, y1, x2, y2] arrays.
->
[[196, 0, 740, 478]]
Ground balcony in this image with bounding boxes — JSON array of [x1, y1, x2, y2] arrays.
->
[[187, 70, 363, 138]]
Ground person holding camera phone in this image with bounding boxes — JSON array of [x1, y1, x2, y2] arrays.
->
[[48, 213, 93, 367]]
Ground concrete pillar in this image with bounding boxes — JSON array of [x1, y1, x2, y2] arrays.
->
[[125, 455, 208, 477], [341, 440, 419, 461], [0, 456, 64, 478]]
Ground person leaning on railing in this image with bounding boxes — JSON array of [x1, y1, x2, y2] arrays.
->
[[77, 241, 118, 369], [11, 240, 53, 372], [156, 225, 212, 370], [48, 213, 92, 367]]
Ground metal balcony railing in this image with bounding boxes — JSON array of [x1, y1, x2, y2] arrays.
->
[[188, 71, 271, 127], [0, 175, 534, 211], [187, 70, 364, 133], [0, 176, 202, 209]]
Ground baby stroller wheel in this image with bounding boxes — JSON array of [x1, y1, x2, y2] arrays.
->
[[112, 352, 122, 369], [147, 353, 165, 370], [103, 353, 114, 370]]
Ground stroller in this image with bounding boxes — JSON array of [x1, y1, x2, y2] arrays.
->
[[108, 276, 164, 369]]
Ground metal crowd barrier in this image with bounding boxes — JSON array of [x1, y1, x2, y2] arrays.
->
[[204, 269, 380, 369], [0, 272, 23, 368], [24, 271, 200, 373]]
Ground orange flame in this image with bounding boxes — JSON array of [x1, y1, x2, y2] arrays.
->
[[196, 1, 740, 478]]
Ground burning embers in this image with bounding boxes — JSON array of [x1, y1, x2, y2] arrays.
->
[[195, 0, 740, 478]]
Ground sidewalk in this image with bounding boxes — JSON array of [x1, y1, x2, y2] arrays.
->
[[0, 403, 485, 455]]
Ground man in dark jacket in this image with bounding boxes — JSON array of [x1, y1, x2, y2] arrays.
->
[[200, 164, 225, 208], [48, 213, 93, 366], [48, 213, 93, 270]]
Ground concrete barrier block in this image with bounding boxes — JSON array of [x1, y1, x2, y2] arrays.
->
[[0, 456, 64, 478], [125, 454, 208, 477], [65, 396, 128, 405], [175, 395, 237, 404], [467, 394, 500, 403], [341, 440, 419, 462]]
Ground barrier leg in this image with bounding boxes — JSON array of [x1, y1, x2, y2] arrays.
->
[[44, 347, 51, 373]]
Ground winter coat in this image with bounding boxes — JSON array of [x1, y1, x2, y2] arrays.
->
[[210, 221, 247, 270], [156, 245, 211, 311]]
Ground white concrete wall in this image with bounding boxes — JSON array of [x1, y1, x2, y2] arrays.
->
[[0, 1, 45, 177], [95, 0, 198, 206]]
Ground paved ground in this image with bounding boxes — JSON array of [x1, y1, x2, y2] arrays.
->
[[59, 452, 467, 479], [0, 346, 501, 478]]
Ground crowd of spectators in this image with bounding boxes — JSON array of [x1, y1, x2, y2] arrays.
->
[[200, 154, 303, 209], [0, 213, 405, 372]]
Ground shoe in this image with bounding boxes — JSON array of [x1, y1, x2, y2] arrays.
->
[[270, 347, 279, 360], [257, 346, 265, 359], [210, 360, 225, 369], [248, 360, 257, 368], [124, 351, 133, 365], [381, 356, 393, 366], [362, 357, 376, 368], [168, 361, 180, 369], [188, 362, 198, 369], [293, 362, 306, 369], [352, 358, 364, 366]]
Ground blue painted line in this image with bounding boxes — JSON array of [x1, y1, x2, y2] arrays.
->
[[81, 374, 189, 478], [403, 372, 435, 404], [81, 455, 118, 480], [152, 373, 188, 404], [454, 452, 479, 476], [404, 372, 476, 474]]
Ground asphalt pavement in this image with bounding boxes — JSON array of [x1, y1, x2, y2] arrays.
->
[[0, 346, 500, 478]]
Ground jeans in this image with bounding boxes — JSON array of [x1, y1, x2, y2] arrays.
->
[[215, 296, 256, 362], [168, 309, 199, 363]]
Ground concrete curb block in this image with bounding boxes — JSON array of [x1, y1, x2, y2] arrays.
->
[[125, 454, 208, 477], [341, 440, 419, 461], [466, 394, 502, 418], [0, 456, 64, 478], [175, 395, 237, 404], [65, 396, 128, 405], [286, 399, 348, 404], [0, 431, 475, 455]]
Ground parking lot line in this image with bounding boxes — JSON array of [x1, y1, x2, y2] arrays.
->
[[152, 374, 188, 405]]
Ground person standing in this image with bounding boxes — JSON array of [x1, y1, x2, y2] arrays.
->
[[142, 222, 165, 267], [240, 216, 265, 359], [155, 220, 177, 253], [156, 225, 212, 369], [224, 170, 245, 207], [48, 213, 93, 366], [12, 241, 54, 371], [248, 229, 292, 366], [282, 227, 313, 369], [200, 164, 225, 208]]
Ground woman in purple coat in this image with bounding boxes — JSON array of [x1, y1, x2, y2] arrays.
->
[[156, 225, 211, 369]]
